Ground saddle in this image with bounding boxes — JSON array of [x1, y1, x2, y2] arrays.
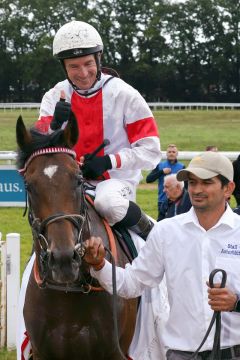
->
[[85, 194, 138, 263]]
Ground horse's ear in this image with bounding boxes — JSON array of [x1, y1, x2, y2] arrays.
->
[[63, 111, 79, 148], [16, 115, 32, 150]]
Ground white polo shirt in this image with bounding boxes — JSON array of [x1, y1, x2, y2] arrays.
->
[[92, 205, 240, 352]]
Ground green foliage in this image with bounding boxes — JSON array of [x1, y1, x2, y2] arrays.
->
[[0, 0, 239, 101]]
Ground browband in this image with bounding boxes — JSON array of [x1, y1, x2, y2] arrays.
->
[[18, 147, 76, 175]]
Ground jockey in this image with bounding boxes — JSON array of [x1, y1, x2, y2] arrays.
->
[[35, 20, 161, 239]]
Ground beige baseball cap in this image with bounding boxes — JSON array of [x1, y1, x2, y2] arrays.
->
[[177, 152, 233, 182]]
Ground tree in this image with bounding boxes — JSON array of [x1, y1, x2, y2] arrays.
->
[[0, 0, 239, 101]]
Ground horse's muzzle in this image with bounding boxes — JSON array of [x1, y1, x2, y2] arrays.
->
[[48, 248, 81, 284]]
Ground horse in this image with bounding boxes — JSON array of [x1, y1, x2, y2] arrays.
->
[[16, 113, 138, 360]]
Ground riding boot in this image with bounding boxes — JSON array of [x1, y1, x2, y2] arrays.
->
[[128, 211, 154, 240], [116, 201, 154, 241]]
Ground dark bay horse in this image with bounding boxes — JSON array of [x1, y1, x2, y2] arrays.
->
[[16, 113, 138, 360]]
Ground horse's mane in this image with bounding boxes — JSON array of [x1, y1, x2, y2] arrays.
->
[[16, 128, 67, 169]]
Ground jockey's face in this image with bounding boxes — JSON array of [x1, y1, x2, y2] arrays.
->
[[64, 55, 98, 90]]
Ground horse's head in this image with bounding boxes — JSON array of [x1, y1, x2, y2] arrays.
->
[[16, 113, 88, 287]]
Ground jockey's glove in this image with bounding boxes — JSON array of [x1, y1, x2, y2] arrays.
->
[[82, 155, 112, 179], [50, 98, 71, 130]]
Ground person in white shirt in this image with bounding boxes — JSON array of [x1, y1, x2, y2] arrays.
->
[[84, 151, 240, 360]]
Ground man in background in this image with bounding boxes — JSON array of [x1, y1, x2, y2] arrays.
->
[[158, 174, 191, 221], [205, 145, 218, 152], [146, 144, 185, 220]]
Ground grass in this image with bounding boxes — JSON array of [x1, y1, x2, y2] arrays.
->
[[1, 108, 240, 151], [0, 348, 16, 360], [153, 109, 240, 151], [0, 110, 38, 151], [0, 108, 240, 357]]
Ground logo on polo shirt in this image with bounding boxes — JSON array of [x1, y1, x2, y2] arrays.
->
[[221, 243, 240, 256]]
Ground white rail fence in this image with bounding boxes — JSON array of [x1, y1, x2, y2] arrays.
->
[[0, 102, 240, 111], [0, 150, 239, 163], [0, 232, 20, 350], [0, 103, 40, 111], [148, 102, 240, 110]]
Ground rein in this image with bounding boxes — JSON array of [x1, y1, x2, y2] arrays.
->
[[189, 269, 227, 359]]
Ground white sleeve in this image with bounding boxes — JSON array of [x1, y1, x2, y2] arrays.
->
[[109, 83, 161, 171], [91, 225, 165, 298], [39, 80, 72, 118], [113, 137, 161, 171]]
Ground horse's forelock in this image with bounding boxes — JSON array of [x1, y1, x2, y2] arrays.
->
[[16, 128, 68, 169]]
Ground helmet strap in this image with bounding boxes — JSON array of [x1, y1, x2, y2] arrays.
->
[[95, 52, 102, 81]]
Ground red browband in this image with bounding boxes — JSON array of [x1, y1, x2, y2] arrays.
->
[[18, 147, 76, 175]]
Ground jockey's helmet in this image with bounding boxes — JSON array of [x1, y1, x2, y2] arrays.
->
[[53, 21, 103, 84], [53, 21, 103, 59]]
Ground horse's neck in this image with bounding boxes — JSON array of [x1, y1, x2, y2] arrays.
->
[[86, 202, 110, 246]]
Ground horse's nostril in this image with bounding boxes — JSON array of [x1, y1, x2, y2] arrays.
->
[[48, 248, 80, 269]]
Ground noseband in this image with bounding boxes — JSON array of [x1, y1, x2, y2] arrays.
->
[[33, 212, 86, 255], [20, 147, 98, 293]]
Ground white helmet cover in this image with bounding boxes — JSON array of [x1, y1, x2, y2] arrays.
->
[[53, 20, 103, 59]]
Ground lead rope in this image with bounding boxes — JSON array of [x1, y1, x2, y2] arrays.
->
[[189, 269, 227, 359], [104, 247, 128, 360]]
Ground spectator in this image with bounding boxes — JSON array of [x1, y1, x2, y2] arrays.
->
[[84, 151, 240, 360], [205, 145, 218, 152], [233, 155, 240, 206], [146, 144, 185, 220], [158, 174, 191, 221], [233, 205, 240, 215]]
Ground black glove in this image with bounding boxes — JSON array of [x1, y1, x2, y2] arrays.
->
[[50, 98, 71, 130], [82, 155, 112, 179]]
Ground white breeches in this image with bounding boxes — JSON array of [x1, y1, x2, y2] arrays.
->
[[94, 179, 136, 225]]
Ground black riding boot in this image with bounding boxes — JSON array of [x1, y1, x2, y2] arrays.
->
[[128, 211, 154, 240], [116, 201, 154, 241]]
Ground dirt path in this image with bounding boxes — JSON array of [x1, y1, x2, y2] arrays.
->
[[138, 183, 157, 190]]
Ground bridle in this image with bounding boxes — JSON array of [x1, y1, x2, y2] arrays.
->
[[32, 213, 85, 256], [31, 211, 90, 292], [20, 147, 99, 293]]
